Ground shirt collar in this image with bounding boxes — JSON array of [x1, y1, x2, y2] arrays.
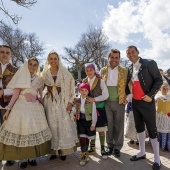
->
[[31, 75, 36, 81], [108, 65, 118, 71], [133, 58, 140, 67], [0, 62, 9, 67], [81, 96, 86, 101], [88, 75, 96, 83]]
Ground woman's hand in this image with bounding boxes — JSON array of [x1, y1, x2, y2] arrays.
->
[[66, 102, 73, 111], [82, 78, 88, 83], [90, 126, 95, 131], [86, 97, 95, 103], [0, 89, 4, 98], [3, 110, 10, 121]]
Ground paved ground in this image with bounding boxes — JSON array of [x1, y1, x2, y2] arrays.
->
[[0, 135, 169, 170]]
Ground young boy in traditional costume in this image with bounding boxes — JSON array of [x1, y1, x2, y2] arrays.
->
[[75, 83, 97, 166]]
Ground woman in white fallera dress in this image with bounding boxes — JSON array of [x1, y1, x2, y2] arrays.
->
[[42, 51, 78, 160], [0, 58, 52, 169]]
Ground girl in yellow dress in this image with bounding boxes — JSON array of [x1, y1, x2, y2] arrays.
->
[[156, 83, 170, 151]]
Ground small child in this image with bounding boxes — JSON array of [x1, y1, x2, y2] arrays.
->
[[156, 83, 170, 151], [75, 83, 97, 166]]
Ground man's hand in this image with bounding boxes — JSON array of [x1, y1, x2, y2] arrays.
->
[[122, 100, 128, 105], [142, 95, 152, 102]]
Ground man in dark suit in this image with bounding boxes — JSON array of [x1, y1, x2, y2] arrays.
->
[[126, 46, 162, 170], [0, 45, 18, 166]]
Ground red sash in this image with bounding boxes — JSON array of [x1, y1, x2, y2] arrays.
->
[[132, 81, 145, 100]]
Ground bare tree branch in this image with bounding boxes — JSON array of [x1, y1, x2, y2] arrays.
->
[[11, 0, 37, 8], [0, 0, 37, 24], [63, 25, 110, 80], [0, 23, 44, 66]]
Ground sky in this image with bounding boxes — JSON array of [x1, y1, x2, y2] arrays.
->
[[1, 0, 170, 71]]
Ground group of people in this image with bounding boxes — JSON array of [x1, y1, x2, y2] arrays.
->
[[0, 44, 168, 170], [125, 68, 170, 153], [0, 47, 78, 169]]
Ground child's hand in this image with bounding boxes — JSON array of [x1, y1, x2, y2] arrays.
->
[[90, 126, 95, 131], [3, 110, 10, 121]]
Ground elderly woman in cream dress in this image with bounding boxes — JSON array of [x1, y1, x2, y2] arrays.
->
[[42, 51, 78, 160]]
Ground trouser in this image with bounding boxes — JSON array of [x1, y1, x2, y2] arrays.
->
[[105, 101, 125, 150], [132, 99, 158, 139]]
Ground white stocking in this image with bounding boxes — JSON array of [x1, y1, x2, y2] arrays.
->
[[150, 138, 160, 165], [137, 131, 146, 157]]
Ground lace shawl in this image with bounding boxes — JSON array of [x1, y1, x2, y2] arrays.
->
[[42, 60, 75, 108]]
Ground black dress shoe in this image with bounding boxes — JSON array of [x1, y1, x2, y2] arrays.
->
[[114, 149, 120, 158], [61, 155, 66, 160], [5, 160, 15, 166], [50, 155, 57, 160], [130, 154, 146, 161], [106, 147, 113, 155], [129, 139, 135, 144], [152, 162, 161, 170], [136, 140, 139, 145], [28, 159, 37, 166], [20, 162, 28, 169]]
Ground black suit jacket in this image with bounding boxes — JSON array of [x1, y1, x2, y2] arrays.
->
[[126, 57, 163, 98]]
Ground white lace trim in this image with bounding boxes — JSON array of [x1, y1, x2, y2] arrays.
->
[[0, 128, 52, 147], [44, 95, 79, 151], [156, 113, 170, 133]]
